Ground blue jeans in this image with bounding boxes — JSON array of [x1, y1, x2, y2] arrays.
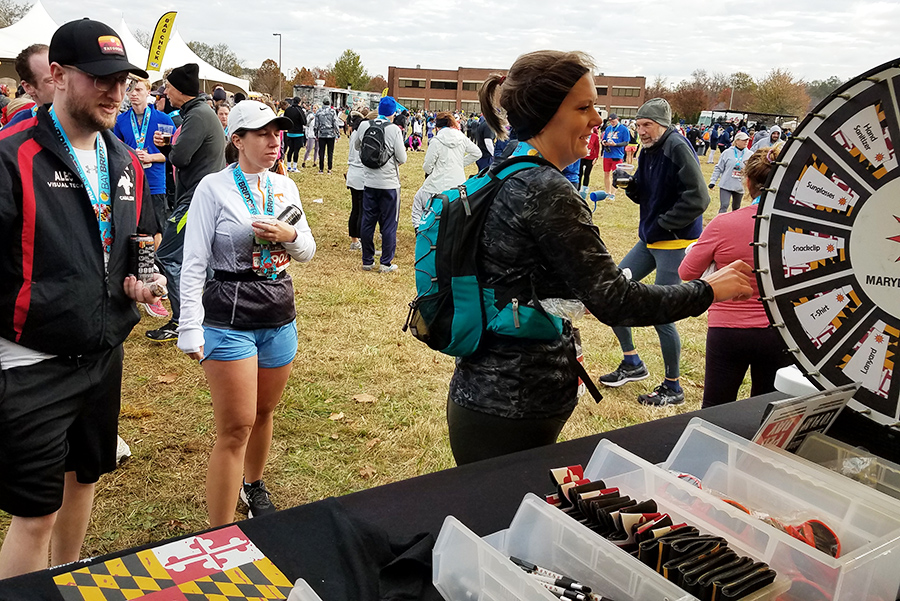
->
[[361, 187, 400, 266], [611, 241, 686, 379]]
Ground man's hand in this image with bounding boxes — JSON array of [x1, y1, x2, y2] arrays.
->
[[135, 149, 149, 163], [703, 260, 753, 302], [187, 347, 204, 361], [123, 273, 167, 303], [153, 131, 166, 147]]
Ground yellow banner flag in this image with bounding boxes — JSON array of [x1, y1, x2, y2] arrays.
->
[[146, 12, 177, 72], [382, 87, 388, 97]]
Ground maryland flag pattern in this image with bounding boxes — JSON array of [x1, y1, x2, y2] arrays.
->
[[789, 154, 861, 216], [54, 525, 292, 601], [832, 102, 897, 180]]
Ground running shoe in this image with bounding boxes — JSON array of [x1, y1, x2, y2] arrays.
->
[[379, 264, 399, 273], [598, 360, 649, 387], [638, 383, 685, 406], [145, 319, 178, 342], [141, 300, 169, 319], [240, 480, 276, 518]]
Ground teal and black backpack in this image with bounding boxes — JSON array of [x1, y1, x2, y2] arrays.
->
[[403, 155, 603, 401]]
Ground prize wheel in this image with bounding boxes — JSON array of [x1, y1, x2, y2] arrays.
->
[[755, 57, 900, 426]]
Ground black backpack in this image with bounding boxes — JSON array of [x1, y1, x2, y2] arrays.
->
[[359, 120, 393, 168]]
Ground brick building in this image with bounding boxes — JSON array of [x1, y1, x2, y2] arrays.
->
[[387, 65, 646, 117]]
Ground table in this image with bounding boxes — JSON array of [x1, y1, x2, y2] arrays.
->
[[0, 393, 783, 601]]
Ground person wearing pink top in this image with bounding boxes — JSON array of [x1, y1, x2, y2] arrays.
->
[[679, 145, 790, 407]]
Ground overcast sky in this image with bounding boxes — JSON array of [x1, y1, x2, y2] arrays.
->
[[47, 0, 899, 84]]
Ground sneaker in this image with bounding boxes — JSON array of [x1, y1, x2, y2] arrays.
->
[[301, 162, 305, 168], [349, 240, 362, 250], [327, 169, 332, 174], [145, 319, 178, 342], [362, 263, 376, 271], [379, 264, 399, 273], [240, 480, 276, 518], [638, 383, 685, 406], [598, 360, 649, 387], [141, 300, 169, 319], [115, 435, 131, 465]]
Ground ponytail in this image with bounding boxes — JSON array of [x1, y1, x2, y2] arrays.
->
[[479, 73, 508, 140]]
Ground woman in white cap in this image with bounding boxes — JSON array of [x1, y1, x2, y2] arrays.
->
[[177, 100, 316, 526], [708, 131, 753, 213]]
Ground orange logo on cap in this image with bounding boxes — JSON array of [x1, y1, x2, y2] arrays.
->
[[98, 35, 125, 56]]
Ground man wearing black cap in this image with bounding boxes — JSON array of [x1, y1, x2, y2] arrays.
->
[[146, 63, 226, 342], [0, 18, 164, 577]]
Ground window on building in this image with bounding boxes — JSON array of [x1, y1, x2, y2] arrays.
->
[[430, 80, 458, 90], [461, 101, 481, 114], [429, 99, 456, 112], [611, 87, 641, 97], [610, 106, 638, 118], [399, 78, 425, 88], [461, 82, 482, 92], [400, 98, 424, 111], [596, 86, 608, 96]]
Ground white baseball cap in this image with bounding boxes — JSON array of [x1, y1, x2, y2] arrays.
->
[[227, 100, 292, 138], [734, 132, 750, 141]]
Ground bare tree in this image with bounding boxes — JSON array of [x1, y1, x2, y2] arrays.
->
[[134, 28, 151, 49], [187, 41, 245, 78], [0, 0, 30, 27]]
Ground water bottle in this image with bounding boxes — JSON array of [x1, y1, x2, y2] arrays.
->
[[589, 191, 609, 202]]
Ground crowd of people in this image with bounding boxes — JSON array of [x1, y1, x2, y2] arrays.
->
[[0, 17, 798, 579]]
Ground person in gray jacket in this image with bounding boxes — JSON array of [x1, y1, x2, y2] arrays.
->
[[314, 98, 342, 174], [709, 131, 753, 213], [355, 96, 407, 273], [147, 63, 226, 341]]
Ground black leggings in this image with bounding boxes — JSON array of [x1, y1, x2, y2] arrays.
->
[[578, 158, 594, 188], [446, 398, 572, 465], [286, 136, 304, 163], [318, 137, 335, 171], [348, 187, 363, 238], [702, 327, 791, 408]]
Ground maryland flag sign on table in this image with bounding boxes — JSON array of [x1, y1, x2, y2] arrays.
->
[[53, 525, 293, 600]]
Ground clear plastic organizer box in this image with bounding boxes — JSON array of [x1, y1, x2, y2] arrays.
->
[[795, 431, 900, 501], [657, 418, 900, 601], [433, 492, 787, 601]]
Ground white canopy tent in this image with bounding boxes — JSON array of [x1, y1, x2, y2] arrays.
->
[[117, 19, 250, 95], [0, 1, 250, 94]]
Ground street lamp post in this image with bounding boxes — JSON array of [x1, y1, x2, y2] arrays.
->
[[273, 32, 282, 101]]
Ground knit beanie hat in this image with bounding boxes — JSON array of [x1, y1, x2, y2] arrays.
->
[[168, 63, 200, 97], [635, 98, 672, 128], [379, 96, 397, 117], [212, 87, 226, 102]]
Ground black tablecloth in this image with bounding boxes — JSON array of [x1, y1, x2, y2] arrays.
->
[[0, 393, 784, 600]]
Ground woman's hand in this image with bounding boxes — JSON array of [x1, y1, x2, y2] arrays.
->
[[252, 220, 298, 243], [703, 260, 754, 302], [187, 346, 204, 361]]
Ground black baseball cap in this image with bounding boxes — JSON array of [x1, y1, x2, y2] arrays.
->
[[49, 18, 148, 79]]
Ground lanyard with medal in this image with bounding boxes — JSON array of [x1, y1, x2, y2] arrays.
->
[[49, 106, 112, 265], [233, 165, 279, 280], [732, 146, 744, 180], [130, 106, 152, 168]]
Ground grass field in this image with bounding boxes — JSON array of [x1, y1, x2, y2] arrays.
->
[[0, 136, 748, 560]]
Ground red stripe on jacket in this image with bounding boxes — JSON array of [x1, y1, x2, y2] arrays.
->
[[13, 139, 42, 341], [0, 116, 38, 142], [129, 150, 145, 224]]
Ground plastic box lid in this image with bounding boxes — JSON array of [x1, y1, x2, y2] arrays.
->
[[656, 417, 900, 600]]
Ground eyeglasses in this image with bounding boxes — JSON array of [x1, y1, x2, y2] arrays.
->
[[63, 65, 130, 93]]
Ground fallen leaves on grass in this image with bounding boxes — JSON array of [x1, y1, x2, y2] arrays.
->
[[120, 406, 153, 419], [330, 433, 339, 440], [156, 373, 178, 384], [359, 465, 376, 479], [353, 393, 377, 404], [366, 438, 381, 450], [328, 412, 345, 421]]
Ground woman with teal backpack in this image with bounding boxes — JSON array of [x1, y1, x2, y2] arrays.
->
[[444, 50, 754, 465]]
